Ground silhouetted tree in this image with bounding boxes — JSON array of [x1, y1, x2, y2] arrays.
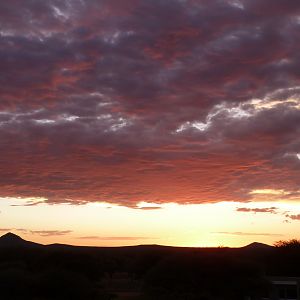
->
[[274, 239, 300, 249]]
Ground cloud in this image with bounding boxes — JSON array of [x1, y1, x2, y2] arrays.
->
[[77, 236, 154, 241], [134, 206, 162, 210], [214, 232, 283, 237], [15, 229, 72, 237], [0, 1, 300, 207], [236, 206, 300, 223], [0, 228, 12, 232], [10, 200, 47, 207], [30, 230, 72, 237], [236, 207, 278, 214], [136, 207, 161, 210], [285, 214, 300, 221]]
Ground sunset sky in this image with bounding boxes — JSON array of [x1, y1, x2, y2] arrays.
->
[[1, 0, 300, 247]]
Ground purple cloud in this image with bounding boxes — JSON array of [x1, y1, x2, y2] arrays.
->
[[0, 1, 300, 207]]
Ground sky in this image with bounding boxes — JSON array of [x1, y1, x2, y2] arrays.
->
[[1, 0, 300, 247]]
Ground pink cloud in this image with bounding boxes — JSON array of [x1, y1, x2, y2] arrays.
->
[[285, 214, 300, 221], [237, 207, 278, 214], [0, 0, 300, 207]]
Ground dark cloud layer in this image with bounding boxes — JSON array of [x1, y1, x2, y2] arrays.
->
[[1, 0, 300, 206]]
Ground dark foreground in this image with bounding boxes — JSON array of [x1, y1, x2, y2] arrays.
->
[[0, 232, 300, 300]]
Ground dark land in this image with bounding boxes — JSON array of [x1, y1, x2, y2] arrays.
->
[[0, 232, 300, 300]]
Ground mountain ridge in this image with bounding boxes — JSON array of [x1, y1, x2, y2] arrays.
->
[[0, 232, 274, 249], [0, 232, 41, 248]]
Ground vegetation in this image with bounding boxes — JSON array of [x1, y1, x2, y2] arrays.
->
[[274, 239, 300, 248]]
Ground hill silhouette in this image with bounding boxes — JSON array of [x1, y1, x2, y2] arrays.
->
[[0, 232, 41, 248], [242, 242, 273, 250], [0, 233, 299, 300], [0, 232, 273, 250]]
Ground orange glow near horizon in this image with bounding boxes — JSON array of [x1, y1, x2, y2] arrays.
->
[[1, 198, 300, 248]]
